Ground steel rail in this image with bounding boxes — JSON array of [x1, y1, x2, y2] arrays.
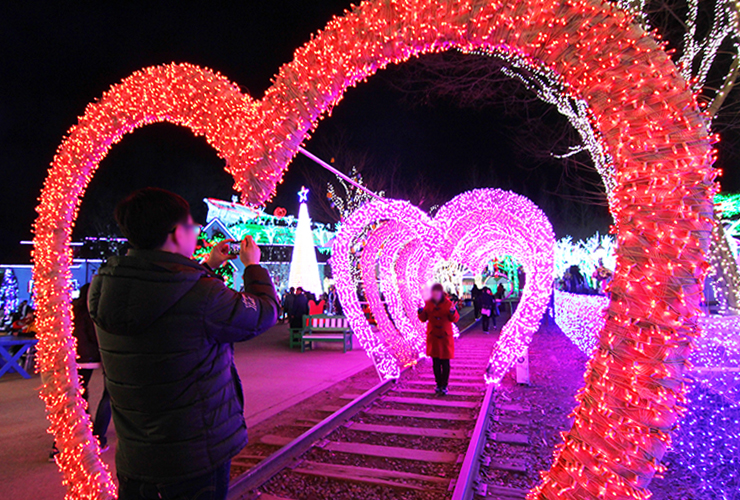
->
[[450, 381, 496, 500], [227, 375, 396, 499], [229, 308, 481, 499]]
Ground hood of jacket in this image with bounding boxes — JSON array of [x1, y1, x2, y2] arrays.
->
[[89, 249, 207, 336]]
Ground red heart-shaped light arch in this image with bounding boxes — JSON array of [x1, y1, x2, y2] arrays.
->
[[33, 0, 714, 498]]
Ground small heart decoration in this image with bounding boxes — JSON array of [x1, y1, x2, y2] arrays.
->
[[331, 189, 555, 381]]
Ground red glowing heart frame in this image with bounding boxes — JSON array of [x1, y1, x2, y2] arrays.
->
[[33, 1, 714, 498], [330, 189, 555, 383]]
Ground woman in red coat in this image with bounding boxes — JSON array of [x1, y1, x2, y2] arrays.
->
[[418, 283, 460, 395]]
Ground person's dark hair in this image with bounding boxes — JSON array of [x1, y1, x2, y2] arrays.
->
[[289, 287, 295, 293], [115, 188, 191, 250], [431, 283, 444, 294]]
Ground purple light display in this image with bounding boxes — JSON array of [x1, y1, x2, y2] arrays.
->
[[331, 189, 555, 381], [331, 199, 436, 378], [553, 289, 609, 355], [554, 290, 740, 498], [433, 190, 555, 384]]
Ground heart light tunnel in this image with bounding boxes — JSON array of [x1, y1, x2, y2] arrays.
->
[[330, 189, 555, 382]]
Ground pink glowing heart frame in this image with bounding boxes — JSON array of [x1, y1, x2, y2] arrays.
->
[[331, 189, 555, 381], [32, 0, 715, 497]]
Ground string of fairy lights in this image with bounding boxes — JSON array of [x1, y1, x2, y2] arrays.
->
[[474, 0, 740, 324], [331, 198, 436, 378], [326, 166, 383, 220], [31, 1, 715, 498], [466, 48, 618, 206]]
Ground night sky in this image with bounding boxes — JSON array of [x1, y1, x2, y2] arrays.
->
[[1, 1, 736, 261]]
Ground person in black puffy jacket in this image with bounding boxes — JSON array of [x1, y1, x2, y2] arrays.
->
[[88, 188, 278, 500], [479, 287, 496, 333]]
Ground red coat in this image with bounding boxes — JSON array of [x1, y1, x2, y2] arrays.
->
[[309, 299, 325, 315], [418, 296, 459, 359]]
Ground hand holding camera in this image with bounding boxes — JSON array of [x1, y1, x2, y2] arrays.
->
[[238, 236, 260, 267], [205, 236, 260, 269]]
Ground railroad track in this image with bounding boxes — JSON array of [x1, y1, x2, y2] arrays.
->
[[457, 321, 577, 500], [461, 397, 535, 500], [227, 323, 501, 500]]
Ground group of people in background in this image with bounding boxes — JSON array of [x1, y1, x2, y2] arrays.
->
[[559, 258, 613, 296], [470, 283, 507, 333], [280, 284, 343, 329], [4, 299, 36, 337]]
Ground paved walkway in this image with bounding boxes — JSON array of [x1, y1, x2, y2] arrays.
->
[[0, 323, 372, 500]]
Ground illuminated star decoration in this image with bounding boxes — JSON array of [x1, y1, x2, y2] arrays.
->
[[31, 1, 714, 499], [298, 186, 309, 203]]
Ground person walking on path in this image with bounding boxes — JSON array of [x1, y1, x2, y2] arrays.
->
[[479, 287, 496, 333], [494, 283, 507, 316], [283, 287, 295, 323], [418, 283, 459, 395], [89, 188, 279, 500], [326, 285, 342, 316], [50, 283, 112, 461], [471, 284, 481, 319], [289, 287, 309, 329]]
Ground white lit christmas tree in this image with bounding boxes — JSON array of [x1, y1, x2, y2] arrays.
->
[[0, 269, 19, 319], [288, 187, 323, 294]]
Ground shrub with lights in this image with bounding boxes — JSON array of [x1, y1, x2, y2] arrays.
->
[[554, 291, 740, 499], [31, 0, 714, 498], [0, 269, 20, 321]]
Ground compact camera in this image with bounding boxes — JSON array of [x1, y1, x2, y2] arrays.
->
[[227, 241, 242, 256]]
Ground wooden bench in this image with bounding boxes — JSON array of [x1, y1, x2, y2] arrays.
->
[[299, 315, 353, 353]]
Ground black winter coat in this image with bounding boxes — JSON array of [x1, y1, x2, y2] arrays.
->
[[288, 294, 309, 328], [478, 293, 495, 313], [72, 285, 100, 364], [88, 250, 278, 482]]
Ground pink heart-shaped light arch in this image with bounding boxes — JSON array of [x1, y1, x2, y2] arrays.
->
[[331, 199, 437, 377], [435, 189, 556, 383], [32, 0, 714, 498], [331, 189, 555, 383]]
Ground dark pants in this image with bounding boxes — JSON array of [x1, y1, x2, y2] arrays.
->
[[118, 461, 231, 500], [79, 368, 112, 447], [289, 315, 304, 329], [481, 313, 496, 331], [432, 358, 450, 390]]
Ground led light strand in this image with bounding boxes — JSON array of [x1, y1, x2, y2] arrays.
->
[[554, 291, 740, 498]]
